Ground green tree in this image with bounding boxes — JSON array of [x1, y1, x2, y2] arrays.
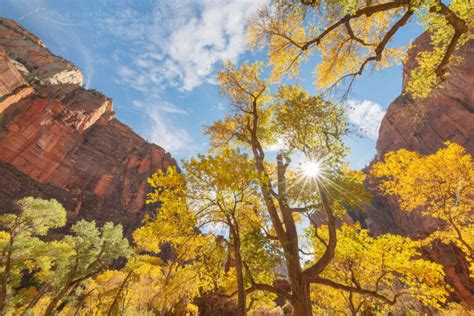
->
[[40, 220, 131, 315], [0, 197, 131, 315], [0, 197, 66, 314]]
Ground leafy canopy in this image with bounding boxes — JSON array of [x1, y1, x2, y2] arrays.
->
[[371, 142, 474, 275], [248, 0, 473, 98]]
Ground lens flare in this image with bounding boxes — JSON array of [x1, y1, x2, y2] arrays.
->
[[301, 160, 322, 178]]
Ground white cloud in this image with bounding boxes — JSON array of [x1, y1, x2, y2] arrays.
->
[[138, 99, 191, 153], [346, 100, 386, 140], [102, 0, 268, 93], [133, 99, 188, 115]]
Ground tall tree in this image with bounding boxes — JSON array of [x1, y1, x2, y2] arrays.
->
[[131, 173, 227, 314], [204, 61, 432, 315], [146, 150, 280, 314]]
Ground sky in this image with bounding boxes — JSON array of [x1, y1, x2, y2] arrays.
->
[[0, 0, 423, 169]]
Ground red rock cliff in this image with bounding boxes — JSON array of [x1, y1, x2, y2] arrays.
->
[[0, 18, 176, 236], [367, 32, 474, 306]]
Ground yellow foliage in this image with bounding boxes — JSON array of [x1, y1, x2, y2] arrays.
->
[[371, 142, 474, 276], [309, 223, 448, 313], [248, 0, 474, 98]]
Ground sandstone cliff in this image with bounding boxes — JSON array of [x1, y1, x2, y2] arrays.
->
[[367, 32, 474, 306], [0, 18, 176, 236]]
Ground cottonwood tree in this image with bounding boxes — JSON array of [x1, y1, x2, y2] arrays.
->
[[371, 142, 474, 276], [81, 249, 218, 315], [248, 0, 473, 98], [144, 151, 281, 315], [132, 213, 208, 313], [308, 223, 447, 314], [115, 175, 230, 315], [202, 61, 443, 315]]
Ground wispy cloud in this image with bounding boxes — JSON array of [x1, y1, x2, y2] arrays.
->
[[102, 0, 268, 93], [101, 0, 267, 155], [132, 99, 188, 115], [136, 99, 191, 153], [346, 100, 386, 140]]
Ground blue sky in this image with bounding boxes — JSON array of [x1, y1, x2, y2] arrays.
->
[[1, 0, 423, 169]]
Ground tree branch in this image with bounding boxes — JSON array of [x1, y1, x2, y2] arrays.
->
[[310, 276, 401, 305], [431, 2, 469, 78], [303, 182, 336, 278], [301, 0, 411, 50]]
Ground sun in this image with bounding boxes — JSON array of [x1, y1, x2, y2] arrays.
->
[[301, 160, 322, 179]]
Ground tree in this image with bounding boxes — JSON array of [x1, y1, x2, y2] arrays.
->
[[203, 61, 443, 315], [82, 252, 211, 315], [308, 223, 447, 314], [0, 197, 131, 315], [247, 0, 473, 98], [131, 175, 224, 314], [145, 151, 281, 315], [40, 220, 131, 315], [0, 197, 66, 314], [371, 142, 474, 276]]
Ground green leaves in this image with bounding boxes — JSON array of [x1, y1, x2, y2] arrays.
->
[[10, 197, 66, 236], [0, 198, 131, 315]]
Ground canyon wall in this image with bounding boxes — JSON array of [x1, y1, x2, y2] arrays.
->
[[367, 32, 474, 306], [0, 18, 176, 236]]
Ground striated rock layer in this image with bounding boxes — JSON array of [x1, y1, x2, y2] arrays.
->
[[0, 17, 176, 236], [367, 32, 474, 306]]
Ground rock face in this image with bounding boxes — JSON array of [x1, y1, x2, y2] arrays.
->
[[0, 18, 176, 236], [367, 32, 474, 306]]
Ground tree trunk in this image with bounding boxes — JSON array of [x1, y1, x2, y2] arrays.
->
[[290, 278, 312, 316], [44, 284, 71, 316], [0, 228, 17, 313], [233, 233, 246, 316], [108, 270, 133, 316]]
